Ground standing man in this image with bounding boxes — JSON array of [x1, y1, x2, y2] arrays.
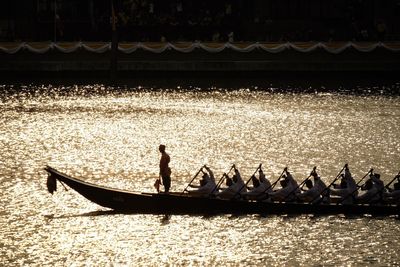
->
[[159, 144, 171, 193]]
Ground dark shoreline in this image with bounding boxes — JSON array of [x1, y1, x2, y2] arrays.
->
[[1, 45, 399, 95]]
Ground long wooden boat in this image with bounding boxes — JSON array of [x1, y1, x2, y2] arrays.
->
[[44, 166, 399, 216]]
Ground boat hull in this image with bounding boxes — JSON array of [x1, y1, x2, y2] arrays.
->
[[45, 166, 399, 216]]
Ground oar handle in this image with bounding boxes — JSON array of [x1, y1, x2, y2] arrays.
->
[[255, 167, 287, 198], [356, 168, 374, 186], [386, 170, 400, 189], [282, 166, 316, 202], [211, 164, 235, 194], [231, 164, 262, 200], [181, 165, 205, 194], [244, 164, 262, 187], [367, 170, 400, 201], [337, 168, 373, 204], [308, 164, 346, 204], [300, 166, 317, 189]]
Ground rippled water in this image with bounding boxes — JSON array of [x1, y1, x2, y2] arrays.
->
[[1, 85, 400, 266]]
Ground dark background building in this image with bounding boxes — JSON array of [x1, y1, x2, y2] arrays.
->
[[1, 0, 400, 42]]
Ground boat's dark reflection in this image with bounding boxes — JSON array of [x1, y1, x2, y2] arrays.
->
[[160, 214, 171, 224], [44, 211, 398, 222], [44, 210, 120, 220], [43, 210, 217, 224]]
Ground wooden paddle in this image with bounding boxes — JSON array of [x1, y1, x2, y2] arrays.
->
[[337, 168, 373, 204], [181, 165, 206, 194], [355, 168, 374, 186], [282, 166, 316, 202], [211, 164, 235, 194], [385, 171, 400, 188], [308, 164, 347, 204], [366, 170, 400, 202], [255, 167, 287, 198], [231, 163, 262, 199]]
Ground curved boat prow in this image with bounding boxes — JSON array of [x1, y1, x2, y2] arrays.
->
[[44, 166, 162, 212]]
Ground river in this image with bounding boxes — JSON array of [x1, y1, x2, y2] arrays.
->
[[1, 84, 399, 266]]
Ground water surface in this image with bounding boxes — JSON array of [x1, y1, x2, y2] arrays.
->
[[1, 85, 399, 266]]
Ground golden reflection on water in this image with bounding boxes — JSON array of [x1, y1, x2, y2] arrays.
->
[[1, 86, 400, 266]]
